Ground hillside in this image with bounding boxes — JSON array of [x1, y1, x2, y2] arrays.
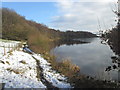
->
[[2, 8, 96, 54], [2, 8, 61, 41], [62, 31, 97, 40], [2, 8, 61, 53]]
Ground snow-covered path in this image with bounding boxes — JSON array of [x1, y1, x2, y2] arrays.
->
[[33, 54, 72, 88], [0, 40, 72, 89]]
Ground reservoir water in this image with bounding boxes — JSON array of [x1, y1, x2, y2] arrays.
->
[[51, 38, 120, 81]]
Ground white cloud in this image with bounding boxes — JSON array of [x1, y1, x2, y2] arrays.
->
[[49, 0, 117, 33]]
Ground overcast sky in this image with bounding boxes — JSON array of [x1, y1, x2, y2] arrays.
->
[[50, 0, 118, 33], [2, 0, 118, 33]]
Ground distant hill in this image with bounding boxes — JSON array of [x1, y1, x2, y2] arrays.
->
[[62, 31, 96, 40], [2, 8, 96, 53]]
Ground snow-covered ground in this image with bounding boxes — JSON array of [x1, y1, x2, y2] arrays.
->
[[0, 50, 46, 88], [33, 54, 72, 88], [0, 39, 72, 88], [0, 39, 20, 58]]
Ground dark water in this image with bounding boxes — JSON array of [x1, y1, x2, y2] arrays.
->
[[51, 38, 120, 81]]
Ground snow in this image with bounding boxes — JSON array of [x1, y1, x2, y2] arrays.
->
[[0, 39, 72, 88], [0, 40, 46, 88], [33, 54, 72, 88], [0, 50, 46, 88], [0, 39, 20, 58]]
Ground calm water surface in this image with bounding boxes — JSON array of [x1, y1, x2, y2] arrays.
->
[[51, 38, 119, 81]]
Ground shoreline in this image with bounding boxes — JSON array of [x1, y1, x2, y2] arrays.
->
[[0, 39, 120, 88]]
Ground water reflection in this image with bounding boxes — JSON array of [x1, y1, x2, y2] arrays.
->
[[51, 38, 119, 82], [74, 38, 96, 43]]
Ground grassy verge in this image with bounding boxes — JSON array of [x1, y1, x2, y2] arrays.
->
[[43, 52, 80, 77]]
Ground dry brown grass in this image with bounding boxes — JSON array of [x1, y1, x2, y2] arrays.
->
[[42, 53, 80, 80], [0, 60, 5, 64], [6, 61, 10, 65], [57, 59, 80, 78], [8, 51, 13, 55], [19, 60, 27, 64], [6, 68, 26, 74], [28, 30, 52, 54]]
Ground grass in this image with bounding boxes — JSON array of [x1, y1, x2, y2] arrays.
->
[[28, 30, 53, 54], [0, 39, 13, 42], [6, 61, 10, 65], [6, 68, 26, 74], [8, 51, 13, 55], [0, 60, 5, 64], [42, 52, 81, 80], [19, 60, 27, 64]]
